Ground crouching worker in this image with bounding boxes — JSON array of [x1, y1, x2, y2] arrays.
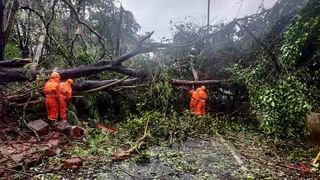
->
[[59, 79, 73, 122], [44, 72, 61, 123]]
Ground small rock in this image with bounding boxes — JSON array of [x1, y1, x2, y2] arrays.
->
[[28, 119, 49, 136], [56, 121, 72, 134], [55, 148, 62, 155], [64, 158, 83, 169], [11, 153, 24, 164], [46, 139, 60, 148], [72, 126, 84, 138], [96, 124, 117, 134]]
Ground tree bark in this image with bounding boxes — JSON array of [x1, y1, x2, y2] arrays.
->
[[0, 63, 147, 83], [115, 5, 123, 57], [73, 78, 138, 92], [0, 86, 8, 125], [33, 28, 46, 66], [0, 0, 5, 61], [0, 58, 31, 67]]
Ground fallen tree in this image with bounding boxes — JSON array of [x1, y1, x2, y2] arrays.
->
[[0, 0, 309, 122]]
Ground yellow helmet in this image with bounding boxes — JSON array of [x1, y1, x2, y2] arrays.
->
[[200, 85, 206, 91], [50, 72, 60, 79], [67, 79, 74, 85]]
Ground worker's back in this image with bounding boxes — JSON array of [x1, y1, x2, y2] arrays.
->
[[198, 89, 208, 101], [44, 79, 59, 95], [44, 72, 61, 121], [59, 79, 73, 121], [194, 86, 208, 116], [59, 81, 72, 99], [189, 89, 200, 100]]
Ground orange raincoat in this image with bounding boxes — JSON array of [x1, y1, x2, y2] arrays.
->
[[44, 72, 60, 121], [195, 86, 208, 116], [59, 79, 73, 121], [189, 89, 199, 113]]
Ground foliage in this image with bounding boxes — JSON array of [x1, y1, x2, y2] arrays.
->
[[135, 72, 175, 114], [230, 59, 313, 139], [5, 43, 21, 59], [228, 0, 320, 139], [124, 111, 254, 145], [158, 151, 204, 174], [251, 76, 311, 139], [72, 129, 114, 157], [280, 16, 320, 67]]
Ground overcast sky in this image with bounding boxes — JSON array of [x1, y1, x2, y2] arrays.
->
[[122, 0, 278, 40]]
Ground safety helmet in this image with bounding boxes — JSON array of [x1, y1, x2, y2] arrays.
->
[[50, 72, 60, 79], [200, 85, 206, 91], [67, 79, 74, 85]]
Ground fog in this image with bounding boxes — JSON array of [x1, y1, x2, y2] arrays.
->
[[122, 0, 278, 40]]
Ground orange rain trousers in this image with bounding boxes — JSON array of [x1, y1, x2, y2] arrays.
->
[[44, 80, 60, 121], [195, 89, 208, 116], [59, 82, 72, 121]]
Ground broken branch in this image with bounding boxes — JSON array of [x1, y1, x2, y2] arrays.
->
[[80, 76, 129, 94]]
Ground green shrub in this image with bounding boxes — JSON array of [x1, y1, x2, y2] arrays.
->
[[251, 76, 311, 139], [5, 43, 22, 59]]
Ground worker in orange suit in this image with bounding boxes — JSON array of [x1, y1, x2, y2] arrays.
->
[[189, 88, 199, 114], [195, 86, 208, 116], [44, 72, 61, 122], [59, 79, 73, 121]]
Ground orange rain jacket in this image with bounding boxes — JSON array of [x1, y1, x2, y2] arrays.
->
[[194, 88, 208, 116], [59, 79, 73, 121], [44, 72, 60, 121]]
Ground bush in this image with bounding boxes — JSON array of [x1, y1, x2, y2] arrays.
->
[[228, 2, 319, 139], [251, 76, 311, 139]]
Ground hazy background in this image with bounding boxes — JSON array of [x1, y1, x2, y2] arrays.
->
[[122, 0, 278, 40]]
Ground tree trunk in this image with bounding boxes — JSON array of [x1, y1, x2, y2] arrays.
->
[[0, 0, 5, 61], [0, 86, 8, 125], [0, 0, 19, 124]]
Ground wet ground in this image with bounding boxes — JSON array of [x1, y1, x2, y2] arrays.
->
[[2, 126, 319, 179], [32, 136, 242, 179]]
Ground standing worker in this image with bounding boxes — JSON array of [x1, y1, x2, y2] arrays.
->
[[59, 79, 73, 121], [189, 88, 199, 114], [195, 86, 208, 116], [44, 72, 61, 122]]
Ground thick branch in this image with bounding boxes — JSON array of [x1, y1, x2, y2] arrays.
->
[[235, 22, 281, 72], [0, 58, 31, 67], [4, 0, 19, 42], [171, 79, 231, 86], [0, 63, 146, 83], [61, 0, 108, 59], [72, 78, 138, 92], [80, 76, 129, 94], [20, 5, 74, 64]]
